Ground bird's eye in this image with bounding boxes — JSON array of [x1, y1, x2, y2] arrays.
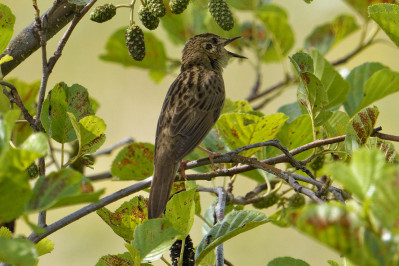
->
[[205, 43, 213, 50], [211, 37, 218, 44]]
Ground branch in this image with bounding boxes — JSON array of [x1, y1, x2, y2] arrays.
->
[[0, 80, 36, 128], [0, 0, 78, 77], [92, 137, 134, 157], [28, 177, 152, 243]]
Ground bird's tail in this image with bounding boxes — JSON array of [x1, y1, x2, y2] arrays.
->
[[148, 162, 179, 219]]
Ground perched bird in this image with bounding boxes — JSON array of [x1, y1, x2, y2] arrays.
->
[[148, 33, 246, 219]]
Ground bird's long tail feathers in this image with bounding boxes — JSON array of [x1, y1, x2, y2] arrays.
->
[[148, 162, 179, 219]]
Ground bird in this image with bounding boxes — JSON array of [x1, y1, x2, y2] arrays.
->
[[148, 33, 246, 219]]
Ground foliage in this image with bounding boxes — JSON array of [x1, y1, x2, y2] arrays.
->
[[1, 0, 399, 265]]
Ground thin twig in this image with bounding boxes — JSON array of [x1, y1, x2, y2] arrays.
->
[[28, 177, 152, 243], [0, 80, 36, 128], [92, 137, 134, 157]]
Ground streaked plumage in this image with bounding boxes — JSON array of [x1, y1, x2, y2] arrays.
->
[[148, 33, 246, 219]]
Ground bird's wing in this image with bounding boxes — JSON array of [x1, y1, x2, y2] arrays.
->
[[155, 68, 225, 163]]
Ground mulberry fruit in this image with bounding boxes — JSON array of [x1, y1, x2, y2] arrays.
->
[[169, 0, 190, 14], [138, 5, 160, 30], [208, 0, 234, 31], [125, 25, 146, 61], [90, 3, 116, 23]]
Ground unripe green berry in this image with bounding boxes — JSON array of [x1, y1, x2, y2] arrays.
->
[[252, 193, 279, 209], [138, 5, 160, 30], [310, 156, 325, 171], [288, 193, 305, 208], [125, 25, 146, 61], [169, 0, 190, 14], [208, 0, 234, 31], [90, 4, 116, 23], [147, 0, 166, 17], [26, 162, 39, 179]]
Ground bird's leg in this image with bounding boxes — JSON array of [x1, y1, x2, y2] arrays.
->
[[198, 146, 221, 172], [180, 159, 191, 180]]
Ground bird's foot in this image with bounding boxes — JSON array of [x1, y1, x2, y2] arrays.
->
[[198, 146, 221, 172], [180, 159, 191, 180]]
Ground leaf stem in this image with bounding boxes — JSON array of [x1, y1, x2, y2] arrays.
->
[[177, 237, 186, 266]]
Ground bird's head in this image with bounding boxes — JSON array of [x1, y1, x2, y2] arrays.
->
[[181, 33, 246, 72]]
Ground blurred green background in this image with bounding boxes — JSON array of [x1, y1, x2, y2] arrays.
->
[[2, 0, 399, 265]]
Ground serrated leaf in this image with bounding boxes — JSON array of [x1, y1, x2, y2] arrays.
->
[[310, 49, 350, 109], [20, 133, 48, 157], [100, 29, 167, 79], [222, 99, 254, 114], [369, 4, 399, 47], [40, 82, 93, 143], [0, 54, 12, 66], [343, 62, 386, 117], [305, 14, 359, 54], [195, 210, 269, 264], [288, 203, 385, 266], [216, 112, 288, 157], [367, 137, 396, 162], [111, 142, 154, 180], [268, 257, 310, 266], [256, 5, 294, 62], [345, 106, 379, 153], [353, 68, 399, 114], [342, 0, 395, 19], [35, 238, 54, 256], [97, 196, 148, 241], [165, 188, 196, 235], [0, 238, 37, 266], [0, 226, 12, 238], [0, 4, 15, 54], [96, 252, 134, 266], [132, 218, 184, 262], [26, 168, 103, 212]]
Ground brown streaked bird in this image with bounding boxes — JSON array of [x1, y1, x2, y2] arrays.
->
[[148, 33, 246, 219]]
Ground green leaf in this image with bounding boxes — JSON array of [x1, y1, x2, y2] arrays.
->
[[228, 0, 263, 10], [97, 196, 148, 241], [304, 14, 359, 54], [288, 203, 383, 266], [0, 174, 31, 223], [67, 0, 90, 5], [326, 148, 387, 202], [290, 52, 329, 125], [369, 4, 399, 47], [195, 210, 269, 264], [343, 62, 386, 117], [323, 111, 350, 138], [67, 113, 106, 165], [0, 4, 15, 54], [100, 29, 167, 78], [0, 226, 12, 238], [0, 54, 13, 66], [268, 257, 310, 266], [0, 238, 37, 266], [256, 5, 295, 62], [0, 110, 19, 154], [96, 252, 134, 266], [35, 238, 54, 256], [353, 68, 399, 114], [26, 168, 103, 212], [273, 115, 313, 161], [165, 188, 196, 235], [40, 82, 94, 143], [345, 106, 379, 153], [215, 112, 288, 157], [277, 101, 303, 122], [111, 142, 154, 180], [21, 133, 48, 157], [342, 0, 395, 19], [0, 78, 40, 114], [366, 137, 396, 162], [310, 49, 350, 109], [132, 218, 183, 262], [162, 1, 207, 45]]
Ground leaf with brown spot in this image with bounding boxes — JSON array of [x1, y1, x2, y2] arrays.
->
[[96, 252, 134, 266], [111, 142, 154, 180], [345, 106, 379, 153], [97, 196, 148, 241]]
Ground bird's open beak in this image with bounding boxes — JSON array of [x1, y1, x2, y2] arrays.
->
[[223, 36, 247, 59]]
